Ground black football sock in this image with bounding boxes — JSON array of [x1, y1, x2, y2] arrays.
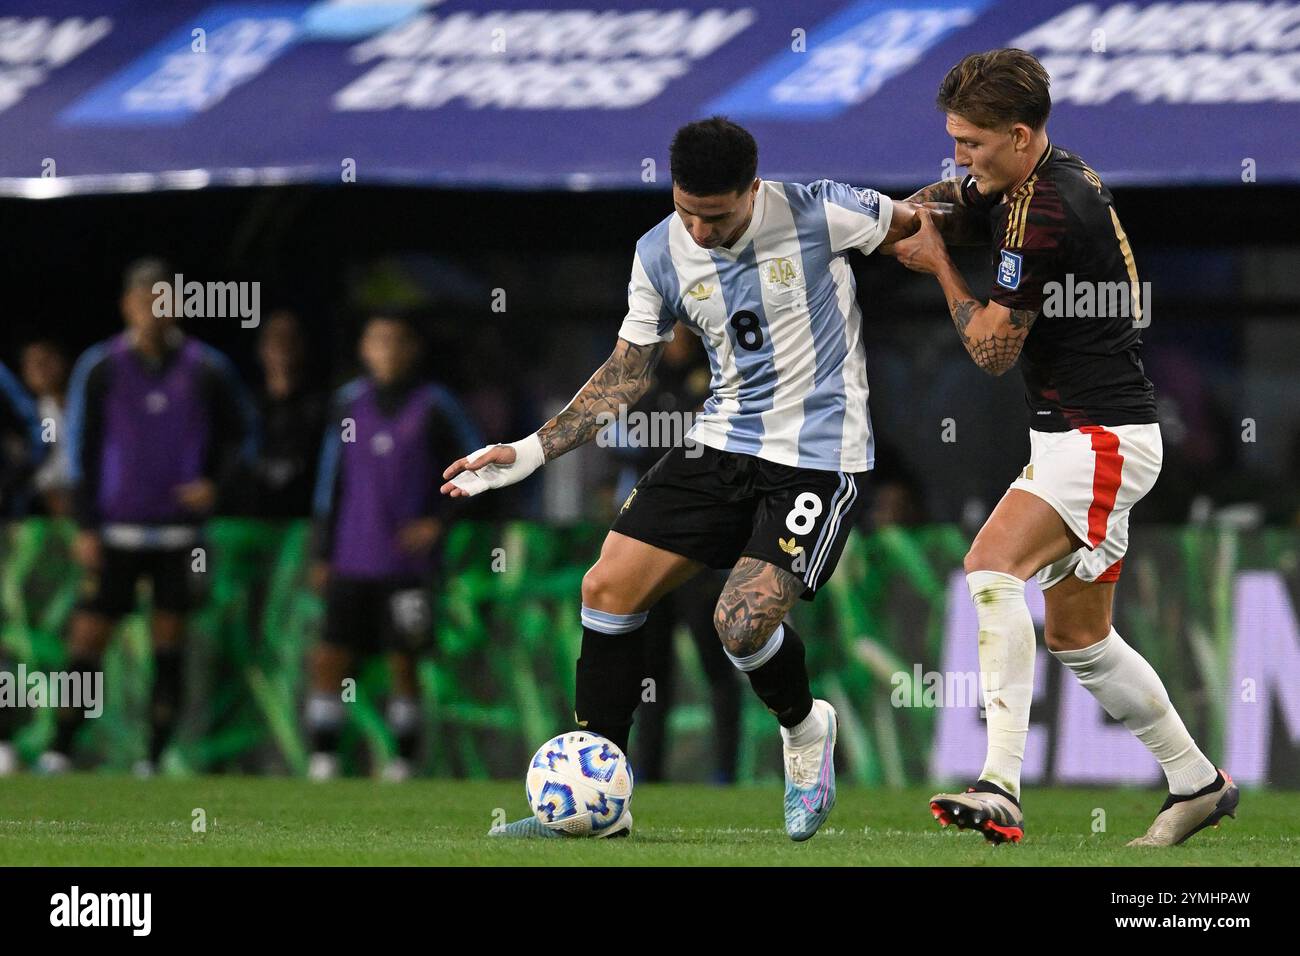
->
[[386, 696, 420, 762], [149, 646, 184, 763], [306, 691, 344, 754], [631, 603, 674, 781], [574, 606, 649, 755], [53, 655, 100, 755], [732, 622, 814, 729]]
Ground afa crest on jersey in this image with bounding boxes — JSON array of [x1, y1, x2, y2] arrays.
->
[[997, 250, 1023, 290], [761, 256, 803, 293]]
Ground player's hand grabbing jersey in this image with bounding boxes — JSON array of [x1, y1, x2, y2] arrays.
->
[[619, 179, 893, 474], [961, 144, 1158, 431]]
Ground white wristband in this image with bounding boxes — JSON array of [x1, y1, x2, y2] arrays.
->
[[449, 433, 545, 496]]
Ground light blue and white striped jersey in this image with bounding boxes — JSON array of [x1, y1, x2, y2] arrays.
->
[[618, 179, 892, 473]]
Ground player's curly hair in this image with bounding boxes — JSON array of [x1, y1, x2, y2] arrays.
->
[[937, 49, 1051, 131], [669, 116, 758, 197]]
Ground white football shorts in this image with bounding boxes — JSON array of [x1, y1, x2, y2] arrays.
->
[[1008, 423, 1162, 589]]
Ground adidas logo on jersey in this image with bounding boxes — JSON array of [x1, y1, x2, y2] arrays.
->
[[778, 536, 803, 556], [686, 282, 714, 301]]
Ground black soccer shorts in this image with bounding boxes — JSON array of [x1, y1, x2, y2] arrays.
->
[[79, 545, 198, 618], [323, 576, 435, 654], [609, 443, 865, 599]]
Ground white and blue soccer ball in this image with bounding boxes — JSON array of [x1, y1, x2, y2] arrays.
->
[[525, 732, 633, 836]]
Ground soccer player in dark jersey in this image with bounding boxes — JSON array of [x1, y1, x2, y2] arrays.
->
[[231, 310, 327, 518], [888, 49, 1237, 846], [306, 314, 481, 781], [50, 258, 258, 775]]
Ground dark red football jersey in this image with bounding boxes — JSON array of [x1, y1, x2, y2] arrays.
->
[[960, 143, 1158, 431]]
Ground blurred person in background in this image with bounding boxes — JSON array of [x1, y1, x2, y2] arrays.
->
[[0, 359, 44, 775], [20, 339, 73, 517], [861, 439, 927, 530], [608, 324, 740, 784], [43, 258, 257, 776], [0, 358, 45, 519], [229, 309, 327, 518], [306, 313, 481, 781]]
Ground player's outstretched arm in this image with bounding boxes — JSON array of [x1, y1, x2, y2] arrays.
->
[[877, 193, 982, 254], [904, 181, 957, 204], [889, 207, 1037, 376], [537, 337, 664, 460], [900, 180, 988, 246], [440, 337, 664, 497]]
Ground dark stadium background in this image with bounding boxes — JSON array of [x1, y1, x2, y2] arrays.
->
[[3, 182, 1296, 527]]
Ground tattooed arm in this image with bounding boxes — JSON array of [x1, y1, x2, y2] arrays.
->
[[904, 180, 962, 205], [537, 337, 664, 461], [945, 294, 1038, 377], [440, 337, 664, 496], [901, 180, 989, 247], [887, 206, 1037, 376]]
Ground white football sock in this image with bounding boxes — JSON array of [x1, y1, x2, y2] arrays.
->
[[781, 701, 827, 749], [967, 570, 1036, 801], [1051, 628, 1218, 795]]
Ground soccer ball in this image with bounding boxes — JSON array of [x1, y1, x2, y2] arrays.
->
[[525, 732, 633, 836]]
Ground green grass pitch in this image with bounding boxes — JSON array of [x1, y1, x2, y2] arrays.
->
[[0, 775, 1291, 866]]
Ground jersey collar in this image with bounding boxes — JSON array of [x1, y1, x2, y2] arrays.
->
[[1008, 141, 1053, 200]]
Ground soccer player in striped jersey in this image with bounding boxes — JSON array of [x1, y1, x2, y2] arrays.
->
[[889, 49, 1237, 846], [443, 117, 923, 840]]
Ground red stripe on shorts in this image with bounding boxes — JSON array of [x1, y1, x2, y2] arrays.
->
[[1080, 426, 1124, 547], [1097, 558, 1124, 583]]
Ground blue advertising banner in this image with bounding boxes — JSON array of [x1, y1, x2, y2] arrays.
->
[[1, 0, 1297, 195]]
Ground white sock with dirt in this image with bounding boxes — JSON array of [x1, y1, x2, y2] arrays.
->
[[967, 570, 1036, 801], [1051, 627, 1217, 795]]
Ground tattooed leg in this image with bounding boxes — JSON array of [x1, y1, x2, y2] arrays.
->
[[714, 557, 814, 727], [713, 557, 804, 658]]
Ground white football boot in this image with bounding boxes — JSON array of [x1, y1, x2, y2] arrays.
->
[[782, 699, 839, 842]]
